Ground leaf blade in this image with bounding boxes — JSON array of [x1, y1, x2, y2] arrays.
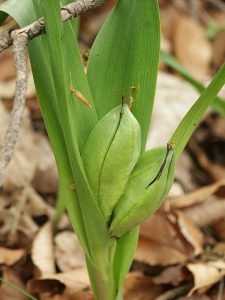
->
[[87, 0, 160, 150]]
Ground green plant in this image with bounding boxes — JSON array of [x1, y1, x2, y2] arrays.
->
[[0, 1, 225, 299]]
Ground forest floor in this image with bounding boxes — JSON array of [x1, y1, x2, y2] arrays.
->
[[0, 0, 225, 299]]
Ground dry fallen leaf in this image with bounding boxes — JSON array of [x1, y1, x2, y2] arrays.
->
[[135, 236, 187, 266], [187, 260, 225, 295], [183, 198, 225, 228], [173, 15, 212, 81], [0, 100, 58, 192], [168, 180, 225, 209], [153, 265, 187, 286], [174, 211, 204, 256], [147, 72, 198, 149], [54, 231, 86, 272], [0, 247, 25, 266], [28, 268, 90, 299], [136, 210, 203, 266], [31, 221, 55, 276]]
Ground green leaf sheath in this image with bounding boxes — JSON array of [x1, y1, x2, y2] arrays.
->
[[170, 63, 225, 162], [110, 146, 175, 237], [113, 227, 140, 297], [87, 0, 160, 151], [160, 50, 225, 118], [83, 105, 141, 222]]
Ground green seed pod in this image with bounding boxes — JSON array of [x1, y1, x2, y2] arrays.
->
[[109, 143, 175, 237], [82, 104, 141, 222]]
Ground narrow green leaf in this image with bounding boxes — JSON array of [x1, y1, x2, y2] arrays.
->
[[113, 227, 139, 294], [87, 0, 160, 150], [160, 50, 225, 117], [41, 0, 110, 263], [0, 277, 38, 300], [170, 63, 225, 161]]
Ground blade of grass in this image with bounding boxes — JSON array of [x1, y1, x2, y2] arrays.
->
[[87, 0, 160, 150], [0, 277, 38, 300], [160, 50, 225, 117], [170, 63, 225, 161]]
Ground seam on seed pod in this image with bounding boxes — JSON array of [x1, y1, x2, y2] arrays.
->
[[109, 145, 175, 237], [97, 104, 125, 204]]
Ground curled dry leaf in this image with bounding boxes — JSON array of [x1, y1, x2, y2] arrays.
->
[[135, 237, 187, 266], [168, 179, 225, 209], [28, 268, 90, 299], [0, 247, 25, 266], [183, 198, 225, 228], [174, 211, 204, 256], [153, 265, 187, 286], [173, 15, 212, 81], [54, 231, 86, 272], [187, 260, 225, 295], [136, 210, 203, 266], [31, 221, 55, 277]]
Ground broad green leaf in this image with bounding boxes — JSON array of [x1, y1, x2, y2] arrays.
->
[[160, 50, 225, 118], [170, 63, 225, 161], [87, 0, 160, 150]]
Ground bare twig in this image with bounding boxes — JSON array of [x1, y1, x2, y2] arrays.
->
[[0, 0, 107, 53], [0, 32, 28, 186]]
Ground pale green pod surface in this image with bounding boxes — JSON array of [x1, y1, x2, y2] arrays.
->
[[82, 104, 141, 222], [110, 145, 175, 237]]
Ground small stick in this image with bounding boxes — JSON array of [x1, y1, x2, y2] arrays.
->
[[0, 32, 28, 186], [70, 86, 93, 109]]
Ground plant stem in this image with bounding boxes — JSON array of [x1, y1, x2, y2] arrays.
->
[[86, 243, 117, 300]]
